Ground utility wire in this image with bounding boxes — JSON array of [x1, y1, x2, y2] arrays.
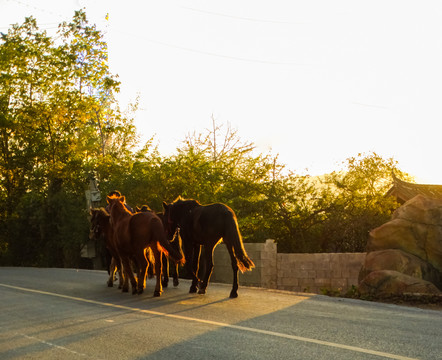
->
[[6, 0, 66, 19], [2, 1, 309, 66], [120, 31, 310, 66], [181, 6, 306, 25]]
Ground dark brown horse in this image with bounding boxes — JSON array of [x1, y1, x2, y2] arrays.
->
[[107, 195, 185, 296], [89, 208, 123, 289], [136, 206, 181, 288], [163, 197, 255, 298], [157, 212, 181, 287]]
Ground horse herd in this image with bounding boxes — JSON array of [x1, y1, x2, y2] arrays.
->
[[89, 195, 255, 298]]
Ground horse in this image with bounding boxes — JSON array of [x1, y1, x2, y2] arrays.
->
[[162, 197, 255, 298], [157, 212, 181, 287], [136, 205, 181, 288], [107, 195, 185, 296], [89, 208, 123, 289]]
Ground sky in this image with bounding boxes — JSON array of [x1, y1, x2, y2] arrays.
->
[[2, 0, 442, 183]]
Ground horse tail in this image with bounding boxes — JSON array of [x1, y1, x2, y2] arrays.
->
[[154, 217, 185, 266], [145, 248, 156, 274], [225, 212, 255, 273]]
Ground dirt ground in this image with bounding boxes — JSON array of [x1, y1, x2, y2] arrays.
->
[[378, 297, 442, 311], [355, 294, 442, 311]]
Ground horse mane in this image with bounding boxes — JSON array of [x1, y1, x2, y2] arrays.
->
[[91, 207, 109, 217], [107, 195, 132, 215], [172, 196, 201, 207], [136, 205, 152, 213]]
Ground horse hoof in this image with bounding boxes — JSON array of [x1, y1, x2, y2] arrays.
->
[[173, 279, 179, 287], [189, 286, 197, 293], [229, 291, 238, 298], [107, 282, 113, 287], [154, 291, 161, 297], [198, 288, 206, 295], [162, 281, 169, 288], [122, 288, 129, 293], [138, 288, 144, 295]]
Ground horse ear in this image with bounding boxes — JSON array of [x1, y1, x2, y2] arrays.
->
[[120, 195, 125, 203], [162, 201, 168, 210], [106, 196, 111, 204]]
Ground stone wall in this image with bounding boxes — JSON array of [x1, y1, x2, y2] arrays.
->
[[210, 239, 366, 294], [276, 252, 366, 293]]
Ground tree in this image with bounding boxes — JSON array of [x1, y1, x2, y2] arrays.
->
[[252, 152, 411, 253], [0, 11, 138, 266], [314, 152, 410, 252], [0, 11, 416, 267]]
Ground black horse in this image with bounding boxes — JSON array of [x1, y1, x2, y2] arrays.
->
[[163, 197, 255, 298]]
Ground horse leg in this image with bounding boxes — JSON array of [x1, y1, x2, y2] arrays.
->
[[198, 245, 215, 295], [161, 253, 169, 288], [116, 259, 124, 289], [120, 259, 129, 292], [226, 245, 240, 298], [135, 255, 147, 295], [121, 256, 137, 294], [147, 257, 154, 279], [172, 263, 179, 287], [189, 245, 201, 293], [153, 250, 163, 297], [107, 257, 117, 287]]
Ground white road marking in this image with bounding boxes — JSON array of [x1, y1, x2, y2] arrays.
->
[[1, 283, 419, 360], [17, 333, 87, 357]]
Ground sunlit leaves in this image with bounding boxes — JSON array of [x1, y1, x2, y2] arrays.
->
[[0, 10, 135, 266]]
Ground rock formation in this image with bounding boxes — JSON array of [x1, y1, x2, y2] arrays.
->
[[359, 195, 442, 297]]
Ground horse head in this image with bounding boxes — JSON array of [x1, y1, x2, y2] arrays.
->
[[106, 195, 132, 216], [89, 208, 109, 241], [136, 205, 152, 213], [162, 201, 177, 238]]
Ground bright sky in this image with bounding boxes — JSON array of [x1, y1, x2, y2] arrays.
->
[[2, 0, 442, 183]]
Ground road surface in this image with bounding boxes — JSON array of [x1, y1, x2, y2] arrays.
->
[[0, 267, 440, 359]]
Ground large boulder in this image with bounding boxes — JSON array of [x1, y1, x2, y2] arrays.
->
[[359, 249, 442, 289], [367, 195, 442, 272], [367, 219, 429, 262], [359, 270, 441, 297], [359, 195, 442, 297], [392, 195, 442, 225]]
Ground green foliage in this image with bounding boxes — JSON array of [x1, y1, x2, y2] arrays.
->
[[0, 12, 412, 268], [270, 152, 406, 253], [0, 11, 137, 266], [315, 153, 406, 252]]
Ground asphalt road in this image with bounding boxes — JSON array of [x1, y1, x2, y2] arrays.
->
[[0, 267, 440, 360]]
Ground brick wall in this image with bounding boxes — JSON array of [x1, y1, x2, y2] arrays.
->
[[276, 252, 366, 293], [209, 239, 366, 294]]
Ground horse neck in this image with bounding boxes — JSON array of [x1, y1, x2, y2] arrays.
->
[[175, 202, 200, 229], [101, 215, 111, 231], [110, 203, 131, 223], [180, 201, 200, 214]]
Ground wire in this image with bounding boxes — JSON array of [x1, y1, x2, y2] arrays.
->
[[6, 0, 66, 19], [351, 102, 388, 110], [181, 6, 306, 25], [120, 31, 310, 66], [1, 1, 308, 66]]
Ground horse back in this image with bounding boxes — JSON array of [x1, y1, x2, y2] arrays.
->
[[129, 211, 164, 244], [191, 203, 235, 239]]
